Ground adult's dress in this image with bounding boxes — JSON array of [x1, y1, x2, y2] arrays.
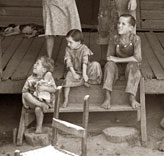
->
[[42, 0, 81, 36]]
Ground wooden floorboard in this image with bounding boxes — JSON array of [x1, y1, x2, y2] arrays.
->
[[146, 32, 164, 72], [2, 38, 33, 80], [140, 33, 164, 80], [11, 37, 44, 80]]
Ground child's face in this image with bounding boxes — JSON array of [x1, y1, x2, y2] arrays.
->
[[33, 59, 46, 76], [117, 17, 133, 35], [66, 36, 81, 50]]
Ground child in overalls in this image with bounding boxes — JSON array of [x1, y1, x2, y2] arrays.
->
[[97, 0, 137, 64], [62, 29, 102, 108], [101, 14, 141, 109]]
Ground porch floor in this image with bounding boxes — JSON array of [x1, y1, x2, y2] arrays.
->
[[0, 31, 164, 94]]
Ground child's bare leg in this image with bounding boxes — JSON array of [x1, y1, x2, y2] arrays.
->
[[129, 94, 140, 109], [101, 90, 111, 109], [46, 35, 54, 58], [23, 92, 48, 112], [62, 87, 70, 108], [35, 107, 44, 133]]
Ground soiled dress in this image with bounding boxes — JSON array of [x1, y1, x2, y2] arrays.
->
[[42, 0, 81, 36], [97, 0, 136, 45], [103, 33, 142, 96], [63, 44, 102, 87]]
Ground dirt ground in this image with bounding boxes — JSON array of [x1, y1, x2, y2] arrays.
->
[[0, 94, 164, 156]]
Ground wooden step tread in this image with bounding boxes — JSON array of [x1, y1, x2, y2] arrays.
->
[[26, 103, 140, 113]]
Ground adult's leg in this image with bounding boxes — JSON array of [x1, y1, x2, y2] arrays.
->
[[35, 107, 44, 133], [125, 62, 141, 108], [101, 61, 118, 109], [46, 35, 54, 58]]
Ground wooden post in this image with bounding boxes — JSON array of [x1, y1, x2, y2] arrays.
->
[[82, 95, 90, 156], [52, 86, 62, 146], [140, 77, 147, 146], [0, 36, 2, 79]]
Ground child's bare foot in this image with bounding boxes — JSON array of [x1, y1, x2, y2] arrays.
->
[[41, 103, 49, 112], [84, 82, 90, 88], [35, 127, 42, 134], [129, 94, 140, 109], [101, 90, 111, 109], [101, 99, 111, 109]]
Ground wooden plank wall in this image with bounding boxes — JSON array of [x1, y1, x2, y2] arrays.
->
[[0, 0, 99, 27], [141, 0, 164, 30]]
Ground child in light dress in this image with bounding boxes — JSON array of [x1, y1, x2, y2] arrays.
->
[[22, 56, 56, 133], [62, 29, 102, 108]]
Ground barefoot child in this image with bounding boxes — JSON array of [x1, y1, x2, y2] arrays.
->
[[101, 14, 142, 109], [62, 29, 102, 108], [22, 56, 56, 133]]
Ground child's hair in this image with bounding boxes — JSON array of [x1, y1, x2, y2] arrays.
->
[[66, 29, 83, 42], [38, 56, 54, 73], [119, 14, 136, 27]]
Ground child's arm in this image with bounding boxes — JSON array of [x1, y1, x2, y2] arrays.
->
[[82, 63, 88, 82], [107, 35, 142, 63], [128, 0, 137, 11], [38, 72, 56, 93]]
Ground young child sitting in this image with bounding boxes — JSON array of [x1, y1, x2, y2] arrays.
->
[[62, 29, 102, 108], [101, 14, 142, 109], [22, 56, 56, 133]]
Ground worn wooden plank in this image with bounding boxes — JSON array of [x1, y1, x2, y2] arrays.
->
[[2, 38, 33, 80], [141, 0, 164, 10], [0, 7, 42, 17], [146, 32, 164, 71], [52, 118, 85, 137], [0, 79, 25, 93], [141, 10, 164, 20], [1, 36, 16, 54], [139, 33, 164, 80], [145, 79, 164, 94], [0, 0, 42, 7], [141, 20, 164, 30], [156, 33, 164, 50], [2, 35, 23, 70], [12, 37, 44, 80], [138, 33, 154, 79], [0, 16, 43, 26]]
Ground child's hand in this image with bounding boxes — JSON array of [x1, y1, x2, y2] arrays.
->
[[128, 0, 137, 11], [83, 74, 89, 82], [107, 56, 116, 62], [73, 73, 80, 80]]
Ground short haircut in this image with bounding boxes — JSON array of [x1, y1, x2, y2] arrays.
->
[[66, 29, 84, 42], [119, 14, 136, 27], [38, 56, 54, 73]]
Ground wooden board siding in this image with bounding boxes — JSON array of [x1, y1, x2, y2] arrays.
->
[[0, 0, 99, 27], [141, 0, 164, 30]]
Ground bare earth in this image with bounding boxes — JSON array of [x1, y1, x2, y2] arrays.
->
[[0, 94, 164, 156]]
